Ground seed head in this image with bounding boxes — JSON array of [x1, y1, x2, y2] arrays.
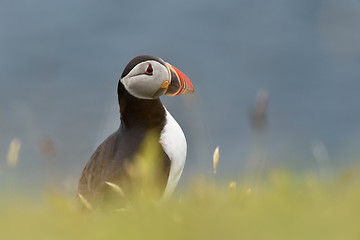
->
[[229, 181, 237, 192], [213, 146, 219, 174]]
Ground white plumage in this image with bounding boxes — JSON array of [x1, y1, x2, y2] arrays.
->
[[159, 108, 187, 201]]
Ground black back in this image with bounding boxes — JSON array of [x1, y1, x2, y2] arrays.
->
[[78, 80, 171, 208]]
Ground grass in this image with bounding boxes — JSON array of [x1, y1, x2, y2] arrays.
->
[[1, 172, 360, 240], [2, 139, 360, 239]]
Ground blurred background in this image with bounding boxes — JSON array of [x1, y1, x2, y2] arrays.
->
[[1, 0, 360, 193]]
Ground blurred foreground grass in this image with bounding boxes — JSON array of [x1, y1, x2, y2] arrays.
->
[[1, 172, 360, 240]]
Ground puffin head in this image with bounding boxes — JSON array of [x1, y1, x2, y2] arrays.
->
[[119, 55, 194, 99]]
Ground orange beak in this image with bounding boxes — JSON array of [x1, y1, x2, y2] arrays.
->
[[165, 63, 194, 96]]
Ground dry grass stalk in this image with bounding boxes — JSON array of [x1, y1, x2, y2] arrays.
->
[[7, 138, 21, 168], [105, 181, 126, 198], [77, 193, 94, 212]]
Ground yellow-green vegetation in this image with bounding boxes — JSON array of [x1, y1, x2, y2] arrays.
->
[[2, 140, 360, 239], [1, 173, 360, 240]]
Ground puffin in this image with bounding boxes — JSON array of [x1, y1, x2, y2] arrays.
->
[[78, 55, 194, 208]]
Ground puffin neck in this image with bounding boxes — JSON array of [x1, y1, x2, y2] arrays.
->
[[117, 82, 166, 129]]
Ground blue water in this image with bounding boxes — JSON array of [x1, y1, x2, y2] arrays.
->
[[1, 0, 360, 190]]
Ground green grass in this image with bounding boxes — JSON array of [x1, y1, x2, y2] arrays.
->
[[1, 172, 360, 240]]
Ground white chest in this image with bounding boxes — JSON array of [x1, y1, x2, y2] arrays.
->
[[159, 108, 187, 201]]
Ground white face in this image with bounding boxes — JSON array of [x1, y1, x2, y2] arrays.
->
[[120, 60, 170, 99]]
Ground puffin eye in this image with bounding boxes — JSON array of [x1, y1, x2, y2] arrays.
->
[[145, 64, 153, 75]]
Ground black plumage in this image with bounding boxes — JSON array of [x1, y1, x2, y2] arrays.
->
[[78, 81, 171, 208]]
